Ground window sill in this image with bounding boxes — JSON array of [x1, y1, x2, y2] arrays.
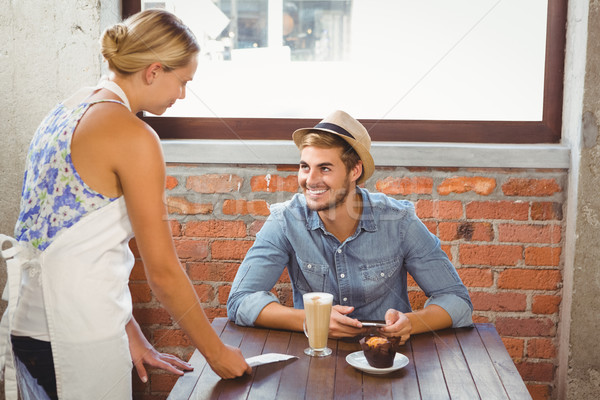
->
[[161, 140, 570, 169]]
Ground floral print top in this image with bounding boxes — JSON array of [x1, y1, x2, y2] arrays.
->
[[14, 99, 125, 251]]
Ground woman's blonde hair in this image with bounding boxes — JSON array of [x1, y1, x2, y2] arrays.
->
[[100, 9, 200, 75]]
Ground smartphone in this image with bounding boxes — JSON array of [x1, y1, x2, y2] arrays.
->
[[360, 322, 387, 328]]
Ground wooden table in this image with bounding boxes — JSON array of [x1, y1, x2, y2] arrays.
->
[[168, 318, 531, 400]]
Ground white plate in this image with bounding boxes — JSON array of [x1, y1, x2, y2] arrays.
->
[[346, 351, 409, 375]]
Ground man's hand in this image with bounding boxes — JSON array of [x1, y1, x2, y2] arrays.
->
[[379, 308, 412, 345], [327, 305, 365, 338]]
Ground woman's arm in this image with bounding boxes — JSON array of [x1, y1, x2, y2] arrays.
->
[[111, 117, 250, 379]]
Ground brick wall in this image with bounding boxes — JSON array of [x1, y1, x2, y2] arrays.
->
[[131, 164, 566, 400]]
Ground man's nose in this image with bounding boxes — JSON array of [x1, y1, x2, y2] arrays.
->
[[306, 169, 319, 185]]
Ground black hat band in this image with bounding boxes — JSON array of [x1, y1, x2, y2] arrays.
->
[[314, 122, 355, 140]]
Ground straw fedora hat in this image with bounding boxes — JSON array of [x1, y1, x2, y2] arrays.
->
[[292, 110, 375, 185]]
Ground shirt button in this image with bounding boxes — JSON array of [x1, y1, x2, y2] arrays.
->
[[343, 297, 348, 302], [380, 272, 385, 277], [337, 249, 342, 253], [340, 273, 345, 278], [307, 264, 312, 269]]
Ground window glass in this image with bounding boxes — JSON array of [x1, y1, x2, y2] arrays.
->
[[142, 0, 547, 122]]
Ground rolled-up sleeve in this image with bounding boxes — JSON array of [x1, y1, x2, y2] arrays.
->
[[425, 294, 473, 327]]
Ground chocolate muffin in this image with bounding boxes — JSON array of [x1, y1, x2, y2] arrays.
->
[[359, 336, 396, 368]]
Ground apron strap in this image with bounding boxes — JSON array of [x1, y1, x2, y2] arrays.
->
[[0, 234, 25, 398]]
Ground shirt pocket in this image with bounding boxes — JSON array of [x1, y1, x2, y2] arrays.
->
[[359, 258, 402, 304], [295, 259, 329, 293]]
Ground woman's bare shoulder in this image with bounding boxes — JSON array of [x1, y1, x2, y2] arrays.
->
[[76, 102, 163, 168]]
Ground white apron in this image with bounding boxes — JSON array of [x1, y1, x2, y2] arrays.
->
[[0, 197, 135, 399]]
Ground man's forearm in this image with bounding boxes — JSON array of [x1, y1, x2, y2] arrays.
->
[[254, 302, 305, 332], [406, 304, 453, 335]]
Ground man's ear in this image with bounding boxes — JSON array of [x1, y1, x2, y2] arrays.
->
[[144, 62, 163, 85], [351, 161, 363, 183]]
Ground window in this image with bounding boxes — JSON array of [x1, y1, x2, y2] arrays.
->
[[123, 0, 566, 143]]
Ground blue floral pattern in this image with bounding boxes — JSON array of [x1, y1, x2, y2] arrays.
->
[[15, 101, 120, 250]]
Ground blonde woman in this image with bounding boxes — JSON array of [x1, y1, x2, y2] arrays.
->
[[0, 9, 250, 400]]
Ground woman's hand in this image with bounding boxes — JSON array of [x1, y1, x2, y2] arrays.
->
[[126, 318, 193, 383], [205, 343, 252, 379]]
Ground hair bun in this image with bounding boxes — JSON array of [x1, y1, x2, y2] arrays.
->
[[100, 23, 128, 61]]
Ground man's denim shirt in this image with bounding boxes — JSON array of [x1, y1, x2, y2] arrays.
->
[[227, 187, 473, 327]]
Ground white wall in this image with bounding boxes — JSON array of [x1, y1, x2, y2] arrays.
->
[[0, 2, 118, 395]]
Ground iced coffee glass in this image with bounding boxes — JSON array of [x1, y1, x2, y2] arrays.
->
[[303, 292, 333, 357]]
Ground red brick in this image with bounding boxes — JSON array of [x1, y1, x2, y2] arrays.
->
[[174, 239, 209, 260], [249, 220, 265, 236], [149, 373, 178, 392], [211, 240, 254, 260], [204, 307, 227, 320], [129, 239, 140, 258], [498, 224, 561, 244], [472, 314, 490, 323], [222, 199, 270, 216], [457, 268, 493, 287], [165, 175, 178, 190], [415, 200, 463, 219], [501, 337, 524, 360], [415, 200, 433, 218], [251, 174, 298, 192], [465, 201, 529, 220], [437, 176, 496, 196], [153, 328, 192, 347], [375, 176, 433, 195], [407, 274, 418, 287], [186, 174, 243, 193], [273, 285, 294, 307], [408, 290, 427, 310], [130, 260, 147, 281], [129, 283, 152, 303], [218, 285, 231, 305], [527, 384, 551, 400], [277, 267, 291, 284], [438, 222, 493, 242], [497, 269, 561, 290], [423, 221, 437, 235], [133, 307, 172, 325], [531, 202, 562, 220], [169, 219, 182, 237], [194, 283, 215, 302], [441, 245, 452, 261], [184, 220, 247, 238], [525, 247, 561, 266], [502, 178, 562, 197], [515, 361, 554, 382], [532, 295, 561, 315], [166, 197, 213, 215], [470, 291, 527, 312], [187, 262, 240, 282], [527, 338, 556, 359], [495, 317, 556, 337], [459, 244, 522, 266]]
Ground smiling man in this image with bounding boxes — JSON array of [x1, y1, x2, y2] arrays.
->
[[227, 110, 473, 342]]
